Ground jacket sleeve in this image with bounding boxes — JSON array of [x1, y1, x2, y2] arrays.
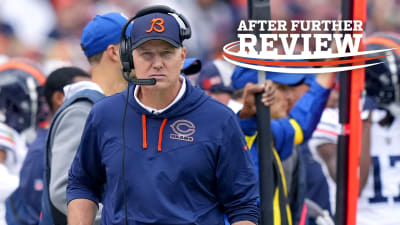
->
[[270, 118, 296, 160], [66, 109, 106, 206], [216, 114, 260, 224], [289, 79, 331, 141], [49, 101, 92, 215], [235, 114, 297, 161], [236, 79, 330, 161], [236, 113, 258, 136]]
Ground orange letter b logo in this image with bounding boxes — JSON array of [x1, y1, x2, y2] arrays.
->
[[146, 18, 165, 33]]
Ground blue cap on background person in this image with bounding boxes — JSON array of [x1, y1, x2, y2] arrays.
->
[[182, 58, 201, 75], [130, 13, 183, 49], [197, 60, 236, 93], [231, 66, 315, 89], [81, 12, 129, 57]]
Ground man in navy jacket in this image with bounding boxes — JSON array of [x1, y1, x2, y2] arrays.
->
[[67, 6, 259, 225]]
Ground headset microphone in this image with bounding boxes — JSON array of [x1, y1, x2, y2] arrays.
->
[[130, 77, 156, 85], [121, 69, 156, 85]]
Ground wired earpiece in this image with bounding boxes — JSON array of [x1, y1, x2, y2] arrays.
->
[[119, 5, 192, 85]]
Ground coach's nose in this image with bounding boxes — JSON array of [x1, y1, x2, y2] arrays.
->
[[152, 55, 164, 70]]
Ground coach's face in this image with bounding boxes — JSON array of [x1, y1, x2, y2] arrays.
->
[[133, 40, 186, 90]]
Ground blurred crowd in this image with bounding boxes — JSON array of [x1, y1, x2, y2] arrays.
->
[[0, 1, 399, 225], [0, 0, 399, 74]]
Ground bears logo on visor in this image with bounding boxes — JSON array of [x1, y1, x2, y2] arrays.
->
[[170, 119, 195, 142], [146, 18, 165, 33]]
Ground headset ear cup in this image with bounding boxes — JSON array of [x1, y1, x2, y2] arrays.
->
[[120, 37, 132, 73], [127, 41, 135, 70], [176, 12, 191, 41], [180, 28, 189, 41], [126, 39, 134, 70], [129, 49, 134, 70]]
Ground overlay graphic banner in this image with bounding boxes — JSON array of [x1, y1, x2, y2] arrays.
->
[[223, 20, 395, 73]]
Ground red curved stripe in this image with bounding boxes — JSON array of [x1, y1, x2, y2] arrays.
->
[[365, 37, 400, 56], [223, 51, 387, 67], [225, 41, 239, 49], [0, 61, 46, 85]]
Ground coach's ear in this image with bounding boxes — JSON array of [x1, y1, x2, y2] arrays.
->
[[179, 47, 186, 69]]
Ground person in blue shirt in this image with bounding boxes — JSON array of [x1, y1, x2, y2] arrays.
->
[[67, 6, 259, 225], [232, 67, 335, 225], [232, 68, 334, 161], [5, 67, 90, 225]]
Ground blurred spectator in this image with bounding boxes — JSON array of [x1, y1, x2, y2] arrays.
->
[[0, 61, 46, 225], [0, 0, 397, 67], [182, 58, 202, 76], [41, 12, 128, 225], [285, 0, 340, 20], [196, 60, 242, 112], [0, 0, 55, 50], [366, 0, 400, 34], [95, 0, 126, 15], [4, 67, 90, 225], [41, 39, 83, 76], [232, 66, 336, 225], [0, 22, 14, 56], [48, 0, 94, 40]]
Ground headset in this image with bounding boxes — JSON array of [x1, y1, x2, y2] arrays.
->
[[119, 5, 192, 85]]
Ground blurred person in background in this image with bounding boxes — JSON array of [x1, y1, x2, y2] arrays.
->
[[232, 67, 335, 225], [285, 0, 339, 20], [95, 0, 145, 16], [4, 66, 90, 225], [304, 79, 340, 220], [0, 0, 55, 53], [0, 61, 46, 225], [0, 22, 15, 58], [356, 32, 400, 225], [43, 0, 96, 71], [40, 12, 128, 225], [274, 72, 337, 225], [48, 0, 93, 40], [181, 58, 202, 77], [306, 32, 400, 225], [366, 0, 400, 34], [41, 39, 74, 76], [305, 32, 400, 225], [0, 0, 397, 66], [196, 60, 243, 112]]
